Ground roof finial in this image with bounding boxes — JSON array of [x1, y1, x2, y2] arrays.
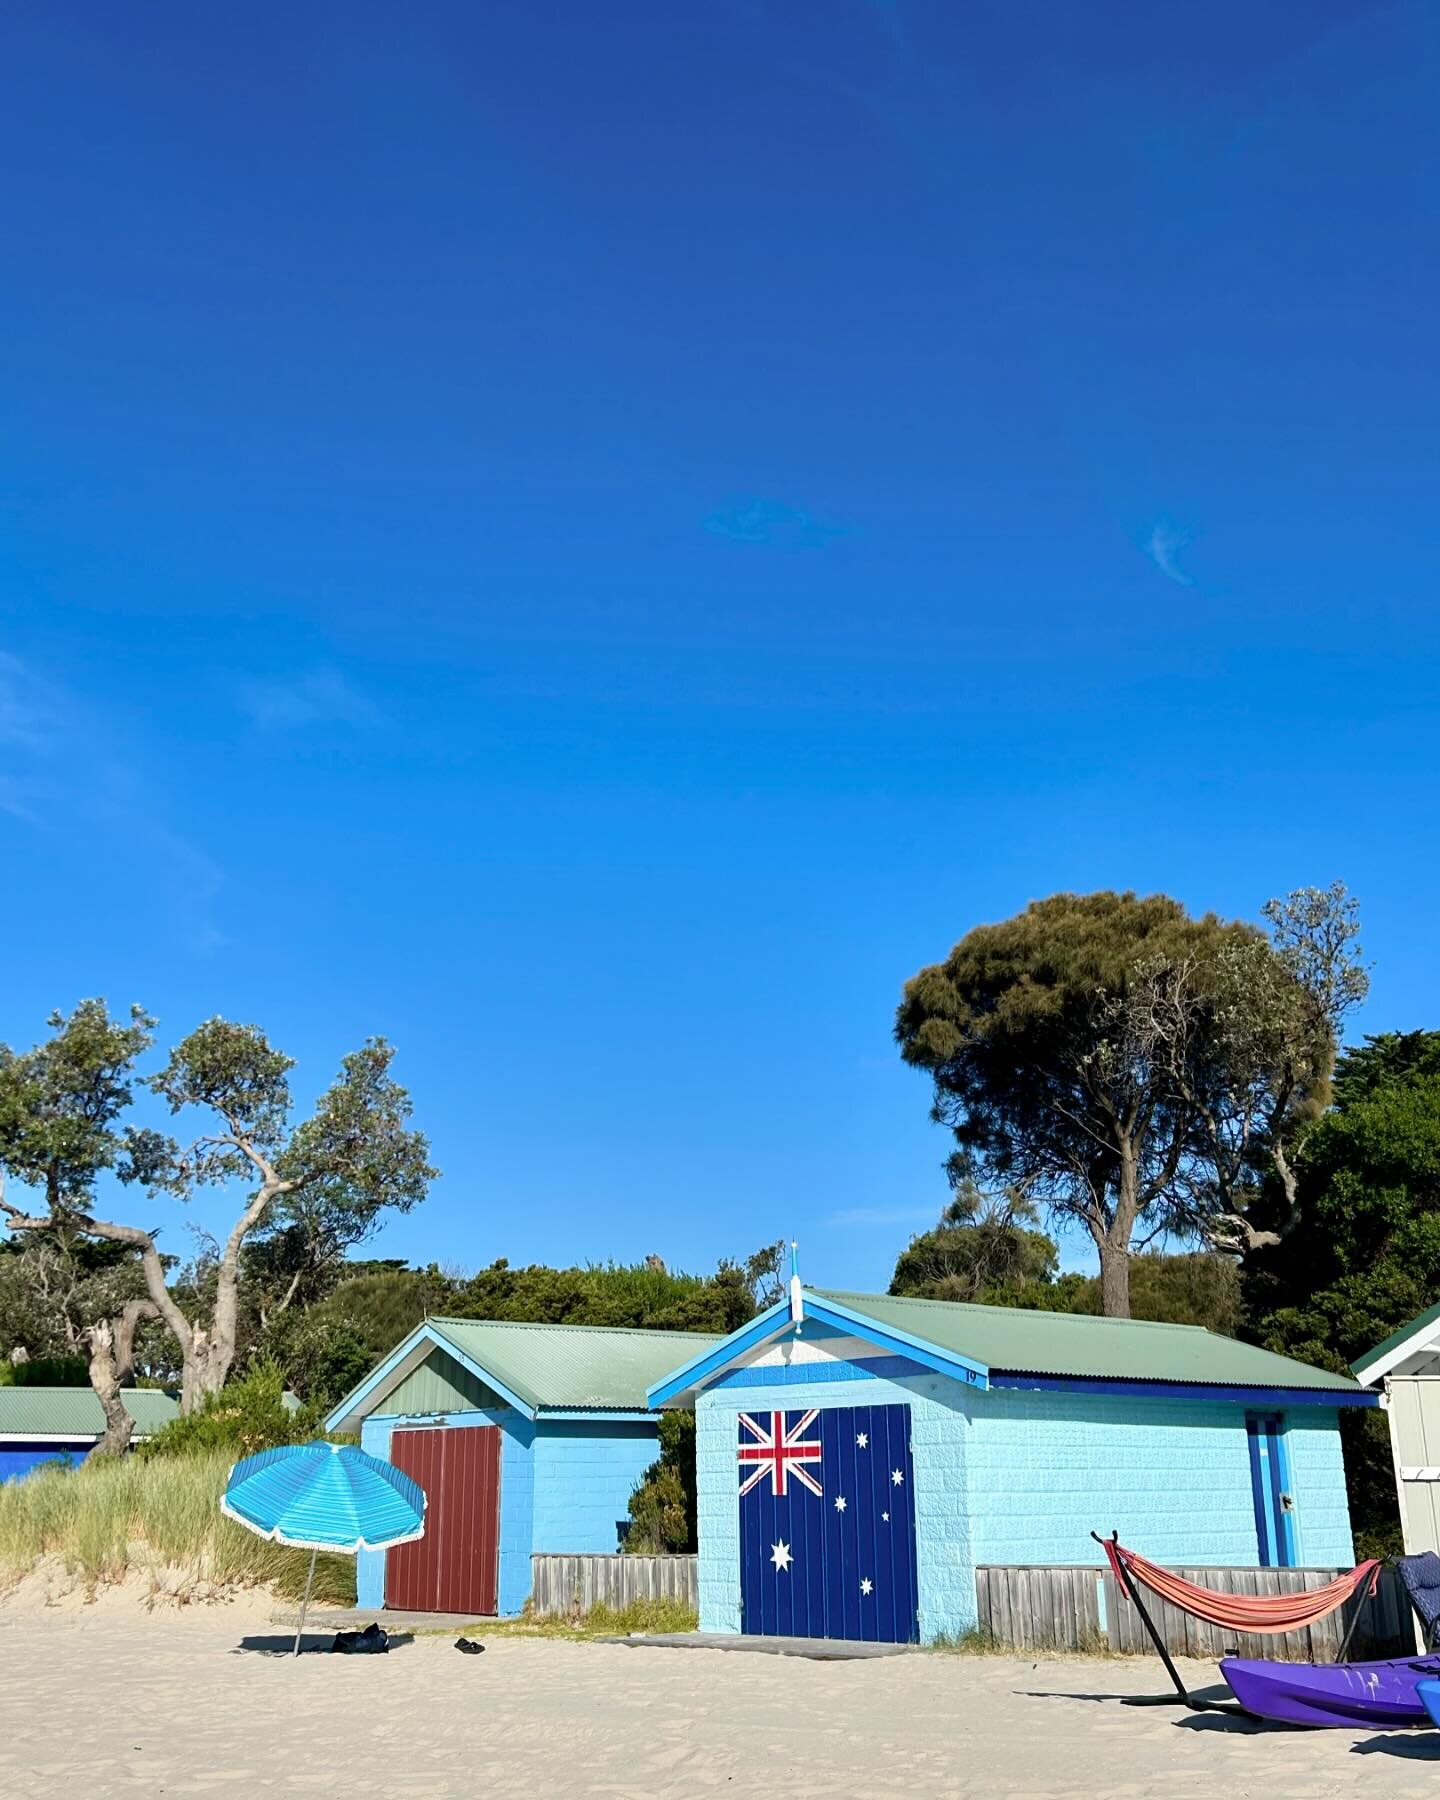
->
[[789, 1239, 803, 1327]]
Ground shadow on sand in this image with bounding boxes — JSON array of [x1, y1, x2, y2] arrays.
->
[[1021, 1688, 1282, 1733], [1351, 1733, 1440, 1761], [232, 1632, 416, 1656]]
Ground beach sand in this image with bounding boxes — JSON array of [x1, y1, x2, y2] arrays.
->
[[1, 1585, 1436, 1798]]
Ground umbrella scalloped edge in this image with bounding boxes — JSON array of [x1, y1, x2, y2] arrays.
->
[[217, 1494, 428, 1554]]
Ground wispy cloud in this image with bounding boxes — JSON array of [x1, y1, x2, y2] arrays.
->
[[0, 648, 226, 951], [1146, 521, 1194, 586], [238, 667, 382, 732], [0, 651, 62, 755], [704, 497, 846, 548], [827, 1204, 937, 1229]]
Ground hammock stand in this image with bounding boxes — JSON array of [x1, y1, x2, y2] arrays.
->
[[1091, 1531, 1383, 1715]]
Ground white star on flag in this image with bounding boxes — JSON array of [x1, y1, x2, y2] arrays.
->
[[856, 1433, 868, 1448], [834, 1495, 847, 1512], [891, 1469, 904, 1486], [881, 1511, 889, 1522], [860, 1577, 873, 1596], [770, 1540, 792, 1573]]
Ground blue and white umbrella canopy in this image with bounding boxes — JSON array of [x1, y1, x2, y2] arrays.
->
[[222, 1442, 426, 1553], [222, 1441, 426, 1653]]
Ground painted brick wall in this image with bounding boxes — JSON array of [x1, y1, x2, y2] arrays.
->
[[531, 1421, 658, 1556], [1283, 1409, 1355, 1566], [971, 1388, 1269, 1566]]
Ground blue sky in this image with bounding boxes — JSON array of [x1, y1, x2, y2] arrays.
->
[[2, 1, 1437, 1288]]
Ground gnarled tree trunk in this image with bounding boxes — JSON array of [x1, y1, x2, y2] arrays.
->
[[84, 1298, 160, 1460]]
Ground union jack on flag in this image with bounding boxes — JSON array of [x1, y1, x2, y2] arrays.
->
[[737, 1408, 824, 1498]]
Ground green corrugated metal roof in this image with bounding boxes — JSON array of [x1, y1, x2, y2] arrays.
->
[[815, 1289, 1364, 1393], [0, 1386, 180, 1437], [427, 1318, 722, 1411]]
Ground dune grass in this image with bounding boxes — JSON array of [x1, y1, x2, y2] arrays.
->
[[0, 1451, 355, 1604]]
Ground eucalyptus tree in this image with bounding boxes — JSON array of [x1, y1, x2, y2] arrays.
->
[[0, 1001, 435, 1410]]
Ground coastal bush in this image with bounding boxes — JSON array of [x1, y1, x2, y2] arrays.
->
[[137, 1362, 320, 1461], [0, 1449, 355, 1603]]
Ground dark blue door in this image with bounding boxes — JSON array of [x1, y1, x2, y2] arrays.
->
[[1246, 1412, 1296, 1568], [737, 1402, 919, 1642]]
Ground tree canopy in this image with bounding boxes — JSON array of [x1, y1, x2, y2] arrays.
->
[[0, 1002, 435, 1414], [896, 886, 1363, 1315], [1243, 1031, 1440, 1555]]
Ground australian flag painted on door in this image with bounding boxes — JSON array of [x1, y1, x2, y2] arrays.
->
[[737, 1402, 919, 1643]]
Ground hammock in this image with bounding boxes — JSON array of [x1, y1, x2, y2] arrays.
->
[[1101, 1535, 1381, 1633]]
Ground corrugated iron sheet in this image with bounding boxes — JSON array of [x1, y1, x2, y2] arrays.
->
[[816, 1289, 1364, 1392], [426, 1318, 721, 1411], [0, 1385, 180, 1437]]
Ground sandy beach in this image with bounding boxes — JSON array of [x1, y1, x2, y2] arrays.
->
[[2, 1587, 1438, 1799]]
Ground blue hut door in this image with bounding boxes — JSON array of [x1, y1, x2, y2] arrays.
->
[[737, 1402, 919, 1643], [1246, 1412, 1296, 1568]]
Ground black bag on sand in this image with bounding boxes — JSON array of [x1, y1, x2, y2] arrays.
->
[[332, 1623, 390, 1654]]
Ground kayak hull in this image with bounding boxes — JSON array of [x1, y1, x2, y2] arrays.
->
[[1221, 1654, 1440, 1729]]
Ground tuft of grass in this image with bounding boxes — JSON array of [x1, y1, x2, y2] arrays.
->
[[927, 1625, 1006, 1654], [0, 1451, 355, 1605], [434, 1596, 700, 1641], [580, 1596, 699, 1635], [928, 1624, 1117, 1658]]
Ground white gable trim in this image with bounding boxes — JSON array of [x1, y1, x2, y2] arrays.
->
[[1352, 1312, 1440, 1387]]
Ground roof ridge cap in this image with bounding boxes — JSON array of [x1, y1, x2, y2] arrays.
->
[[432, 1315, 719, 1339]]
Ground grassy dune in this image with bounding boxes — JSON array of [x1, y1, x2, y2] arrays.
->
[[0, 1452, 356, 1604]]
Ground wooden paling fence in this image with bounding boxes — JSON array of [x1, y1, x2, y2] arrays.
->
[[975, 1563, 1414, 1661], [530, 1553, 698, 1618]]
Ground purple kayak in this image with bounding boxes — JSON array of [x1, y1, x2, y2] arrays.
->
[[1221, 1654, 1440, 1728]]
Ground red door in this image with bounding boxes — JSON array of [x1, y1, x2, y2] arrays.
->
[[386, 1426, 501, 1615]]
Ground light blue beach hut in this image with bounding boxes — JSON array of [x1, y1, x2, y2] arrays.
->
[[324, 1317, 719, 1617], [647, 1285, 1374, 1645]]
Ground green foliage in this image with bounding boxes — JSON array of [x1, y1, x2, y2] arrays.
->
[[0, 1355, 90, 1387], [627, 1410, 697, 1552], [0, 1449, 354, 1603], [894, 887, 1370, 1315], [1057, 1253, 1242, 1334], [0, 1000, 156, 1210], [265, 1263, 461, 1406], [454, 1252, 773, 1335], [1244, 1032, 1440, 1553], [138, 1362, 316, 1461], [895, 892, 1267, 1311], [890, 1184, 1059, 1304]]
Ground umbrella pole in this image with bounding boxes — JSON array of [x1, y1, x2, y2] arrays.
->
[[294, 1547, 319, 1658]]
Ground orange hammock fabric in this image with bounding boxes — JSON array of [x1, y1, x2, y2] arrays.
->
[[1103, 1538, 1381, 1634]]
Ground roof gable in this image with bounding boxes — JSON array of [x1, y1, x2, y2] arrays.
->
[[647, 1286, 1370, 1408], [1351, 1300, 1440, 1385], [325, 1317, 722, 1432]]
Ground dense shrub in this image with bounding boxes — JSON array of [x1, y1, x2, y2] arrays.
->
[[626, 1410, 696, 1551], [138, 1363, 321, 1461]]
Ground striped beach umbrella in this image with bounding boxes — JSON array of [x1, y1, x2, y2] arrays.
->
[[222, 1441, 426, 1654]]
